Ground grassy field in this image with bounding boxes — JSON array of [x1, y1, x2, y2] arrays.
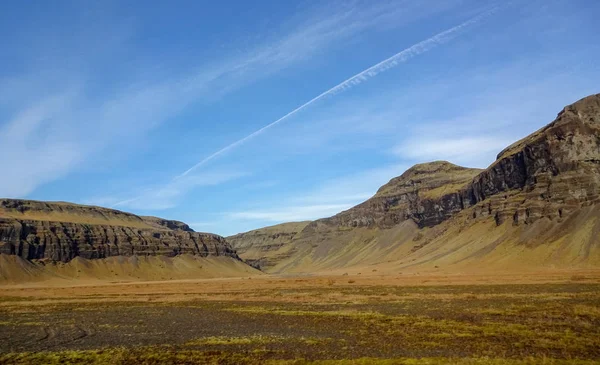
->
[[1, 272, 599, 364]]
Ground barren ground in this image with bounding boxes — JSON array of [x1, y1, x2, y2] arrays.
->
[[1, 270, 600, 364]]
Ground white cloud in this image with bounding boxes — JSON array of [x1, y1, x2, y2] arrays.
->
[[229, 204, 352, 223], [295, 164, 408, 205], [108, 170, 248, 210], [392, 136, 512, 167], [0, 91, 83, 197], [227, 163, 408, 227], [181, 164, 410, 235], [385, 60, 600, 168], [1, 0, 458, 200], [176, 8, 498, 179]]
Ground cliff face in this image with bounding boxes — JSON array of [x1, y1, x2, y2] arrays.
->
[[140, 216, 195, 232], [227, 222, 310, 270], [311, 162, 482, 230], [0, 199, 238, 262], [461, 94, 600, 225], [309, 93, 600, 231]]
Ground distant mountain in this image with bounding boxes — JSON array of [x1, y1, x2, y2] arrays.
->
[[227, 221, 311, 270], [230, 93, 600, 273]]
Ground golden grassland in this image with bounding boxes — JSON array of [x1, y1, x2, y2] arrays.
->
[[3, 349, 600, 365], [0, 207, 155, 229], [1, 271, 599, 364]]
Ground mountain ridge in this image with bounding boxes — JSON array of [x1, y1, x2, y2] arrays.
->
[[0, 198, 239, 263], [2, 94, 599, 278], [230, 93, 600, 273]]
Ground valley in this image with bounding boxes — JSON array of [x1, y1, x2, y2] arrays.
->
[[1, 94, 599, 364]]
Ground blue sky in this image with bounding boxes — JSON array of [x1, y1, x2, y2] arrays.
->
[[1, 0, 599, 236]]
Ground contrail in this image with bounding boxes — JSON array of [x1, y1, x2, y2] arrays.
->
[[112, 7, 498, 209], [174, 7, 498, 180]]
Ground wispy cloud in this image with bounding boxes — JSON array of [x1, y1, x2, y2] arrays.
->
[[88, 170, 248, 210], [0, 90, 82, 197], [392, 136, 512, 168], [224, 164, 407, 231], [175, 6, 499, 179], [3, 1, 435, 200], [104, 4, 498, 210], [294, 165, 407, 206], [209, 50, 600, 235], [386, 58, 600, 168], [229, 204, 352, 223]]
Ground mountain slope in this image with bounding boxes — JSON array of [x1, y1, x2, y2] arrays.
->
[[230, 93, 600, 273], [316, 161, 482, 229], [227, 221, 310, 270], [0, 254, 258, 284]]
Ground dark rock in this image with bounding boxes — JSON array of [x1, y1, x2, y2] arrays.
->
[[312, 93, 600, 230], [0, 200, 239, 263]]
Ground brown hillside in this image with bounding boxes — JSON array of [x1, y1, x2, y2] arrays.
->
[[227, 221, 310, 270], [0, 254, 259, 285]]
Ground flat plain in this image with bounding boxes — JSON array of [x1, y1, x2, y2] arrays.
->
[[1, 270, 599, 364]]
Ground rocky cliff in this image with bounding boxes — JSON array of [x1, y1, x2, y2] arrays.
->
[[312, 162, 482, 230], [230, 93, 600, 273], [227, 221, 310, 270], [309, 93, 600, 231], [0, 199, 238, 262], [462, 94, 600, 225]]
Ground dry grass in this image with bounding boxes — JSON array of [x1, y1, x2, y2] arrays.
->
[[185, 335, 284, 346], [2, 350, 599, 365], [0, 207, 154, 229], [1, 273, 599, 363]]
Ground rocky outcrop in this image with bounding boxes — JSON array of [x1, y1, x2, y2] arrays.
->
[[310, 162, 482, 230], [0, 199, 239, 263], [141, 216, 194, 232], [459, 94, 600, 224], [227, 222, 310, 270], [309, 93, 600, 230]]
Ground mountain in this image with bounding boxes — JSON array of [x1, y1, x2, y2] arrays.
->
[[227, 221, 311, 270], [316, 161, 483, 229], [0, 199, 258, 283], [229, 93, 600, 273]]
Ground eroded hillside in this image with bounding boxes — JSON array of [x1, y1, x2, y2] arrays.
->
[[227, 221, 310, 270]]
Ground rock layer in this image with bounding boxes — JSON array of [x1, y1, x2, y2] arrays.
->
[[312, 93, 600, 231], [227, 222, 310, 270], [0, 200, 238, 262], [312, 161, 482, 230]]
